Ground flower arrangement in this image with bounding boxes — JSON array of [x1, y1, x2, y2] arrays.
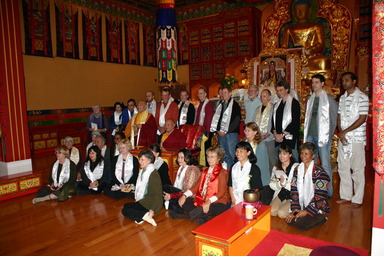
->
[[219, 74, 238, 87]]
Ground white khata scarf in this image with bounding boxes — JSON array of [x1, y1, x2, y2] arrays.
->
[[197, 99, 209, 126], [114, 111, 122, 125], [115, 153, 134, 184], [304, 89, 330, 147], [174, 165, 189, 190], [159, 99, 173, 128], [154, 157, 164, 171], [231, 160, 252, 204], [52, 158, 71, 187], [273, 94, 293, 131], [84, 160, 104, 182], [255, 102, 272, 135], [210, 98, 234, 133], [178, 101, 191, 126], [297, 161, 315, 210], [135, 163, 156, 201]]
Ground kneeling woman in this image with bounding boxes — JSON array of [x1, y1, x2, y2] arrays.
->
[[176, 147, 230, 225], [32, 145, 77, 204], [163, 148, 201, 210], [104, 139, 139, 199], [286, 142, 330, 231], [122, 150, 163, 226], [229, 141, 263, 206], [77, 146, 109, 195]]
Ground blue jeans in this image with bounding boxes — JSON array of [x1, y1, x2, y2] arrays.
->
[[306, 135, 333, 197], [217, 133, 238, 169]]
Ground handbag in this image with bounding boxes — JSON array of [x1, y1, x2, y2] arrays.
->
[[277, 187, 291, 201]]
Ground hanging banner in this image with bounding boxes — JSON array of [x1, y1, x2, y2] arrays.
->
[[23, 0, 52, 56], [82, 9, 102, 61]]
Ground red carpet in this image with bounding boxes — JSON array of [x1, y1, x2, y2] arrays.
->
[[248, 230, 369, 256]]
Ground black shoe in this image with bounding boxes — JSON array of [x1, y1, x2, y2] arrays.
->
[[197, 217, 210, 225], [170, 211, 189, 219]]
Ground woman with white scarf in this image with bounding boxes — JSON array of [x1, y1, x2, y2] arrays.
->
[[32, 145, 77, 204], [122, 150, 163, 226], [286, 142, 330, 231], [269, 144, 299, 218], [244, 122, 270, 186], [104, 139, 139, 199], [228, 142, 263, 206], [149, 144, 171, 186], [163, 148, 201, 211], [77, 146, 109, 195], [109, 101, 124, 142]]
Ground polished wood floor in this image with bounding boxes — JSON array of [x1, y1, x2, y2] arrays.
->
[[0, 153, 373, 255]]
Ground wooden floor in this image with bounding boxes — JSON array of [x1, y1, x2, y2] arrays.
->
[[0, 153, 373, 256]]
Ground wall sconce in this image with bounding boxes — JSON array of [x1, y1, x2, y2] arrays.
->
[[240, 69, 248, 87]]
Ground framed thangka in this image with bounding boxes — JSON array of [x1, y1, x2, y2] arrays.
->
[[143, 24, 156, 67], [82, 9, 102, 61], [125, 20, 140, 65], [106, 15, 122, 63], [55, 0, 78, 59], [22, 0, 52, 57]]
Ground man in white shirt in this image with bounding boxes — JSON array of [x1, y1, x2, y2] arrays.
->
[[244, 84, 261, 124], [336, 72, 369, 208], [146, 91, 157, 117]]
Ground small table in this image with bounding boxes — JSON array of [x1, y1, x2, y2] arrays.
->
[[192, 204, 271, 256]]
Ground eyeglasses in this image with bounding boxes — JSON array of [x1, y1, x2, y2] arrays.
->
[[55, 152, 62, 155]]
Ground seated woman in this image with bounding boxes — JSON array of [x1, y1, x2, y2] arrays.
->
[[103, 139, 139, 199], [110, 132, 126, 159], [160, 119, 187, 152], [269, 144, 299, 218], [122, 150, 163, 226], [174, 147, 230, 225], [63, 136, 80, 166], [149, 144, 171, 186], [109, 101, 124, 142], [32, 145, 77, 204], [243, 122, 270, 186], [77, 146, 109, 195], [229, 141, 263, 206], [286, 142, 330, 231], [163, 148, 201, 210]]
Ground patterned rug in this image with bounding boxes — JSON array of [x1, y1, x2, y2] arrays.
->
[[248, 230, 369, 256]]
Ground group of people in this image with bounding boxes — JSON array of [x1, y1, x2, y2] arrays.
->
[[32, 71, 368, 231]]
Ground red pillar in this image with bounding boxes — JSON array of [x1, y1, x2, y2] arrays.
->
[[372, 2, 384, 255], [0, 0, 32, 175]]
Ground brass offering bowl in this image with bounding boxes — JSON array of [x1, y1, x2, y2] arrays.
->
[[243, 189, 260, 203]]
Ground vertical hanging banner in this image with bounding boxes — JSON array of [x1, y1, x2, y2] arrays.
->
[[22, 0, 52, 56], [143, 24, 156, 67], [55, 0, 78, 58], [82, 9, 102, 61], [156, 0, 177, 84], [106, 15, 122, 63], [125, 20, 140, 65]]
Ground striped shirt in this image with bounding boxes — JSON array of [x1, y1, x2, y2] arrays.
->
[[338, 90, 369, 143]]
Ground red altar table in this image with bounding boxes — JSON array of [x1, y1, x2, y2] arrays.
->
[[192, 204, 271, 256]]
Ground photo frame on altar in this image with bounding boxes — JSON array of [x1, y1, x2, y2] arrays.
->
[[245, 48, 302, 96]]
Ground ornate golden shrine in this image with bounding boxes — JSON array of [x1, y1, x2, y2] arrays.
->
[[260, 0, 352, 84]]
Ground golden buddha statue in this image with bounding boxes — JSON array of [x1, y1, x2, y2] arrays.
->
[[281, 0, 331, 71]]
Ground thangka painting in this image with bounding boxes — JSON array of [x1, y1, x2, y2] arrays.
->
[[143, 24, 156, 67], [82, 9, 102, 61], [106, 15, 122, 63], [178, 22, 189, 65], [22, 0, 52, 57], [55, 0, 78, 59], [125, 20, 140, 65]]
